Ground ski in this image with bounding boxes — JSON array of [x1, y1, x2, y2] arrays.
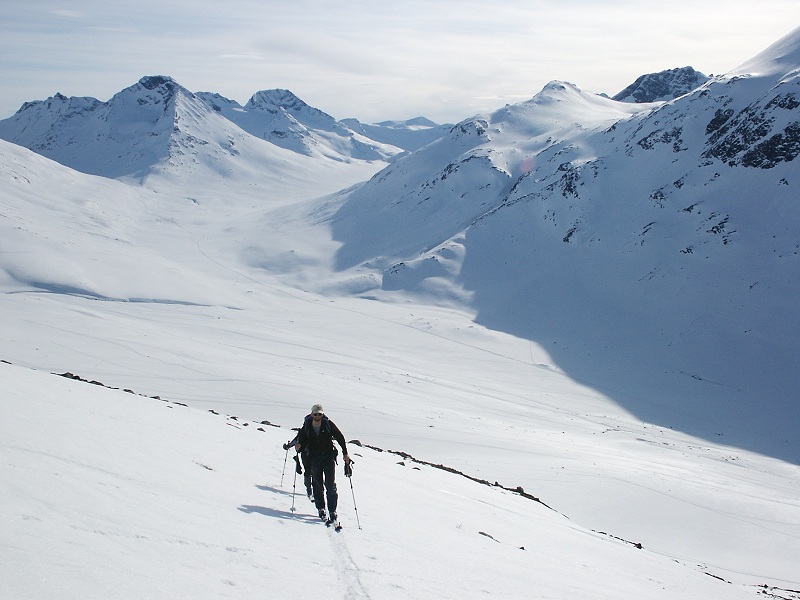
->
[[326, 518, 343, 531]]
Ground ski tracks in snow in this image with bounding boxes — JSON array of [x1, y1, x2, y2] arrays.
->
[[328, 527, 371, 600]]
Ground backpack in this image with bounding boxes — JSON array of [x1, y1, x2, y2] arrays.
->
[[302, 415, 338, 457]]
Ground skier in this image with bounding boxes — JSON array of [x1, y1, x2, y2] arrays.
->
[[294, 403, 351, 524], [283, 426, 312, 501]]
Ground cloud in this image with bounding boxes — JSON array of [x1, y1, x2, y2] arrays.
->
[[1, 0, 799, 122], [49, 9, 84, 18]]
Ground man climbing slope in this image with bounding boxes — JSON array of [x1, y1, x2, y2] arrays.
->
[[294, 404, 351, 526]]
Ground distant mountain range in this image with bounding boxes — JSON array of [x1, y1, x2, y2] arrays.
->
[[0, 76, 450, 179], [0, 65, 715, 181]]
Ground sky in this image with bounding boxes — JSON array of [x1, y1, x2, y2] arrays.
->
[[2, 1, 799, 123]]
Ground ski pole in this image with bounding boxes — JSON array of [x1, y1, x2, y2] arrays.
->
[[290, 454, 298, 513], [345, 461, 361, 530], [280, 445, 289, 487]]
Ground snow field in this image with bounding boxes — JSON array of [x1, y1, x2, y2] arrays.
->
[[1, 361, 776, 599]]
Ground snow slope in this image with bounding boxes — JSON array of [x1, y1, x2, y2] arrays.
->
[[1, 136, 798, 597], [329, 29, 800, 464], [2, 361, 795, 600]]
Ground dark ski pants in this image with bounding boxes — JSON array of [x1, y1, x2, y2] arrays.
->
[[300, 452, 312, 495], [310, 457, 338, 515]]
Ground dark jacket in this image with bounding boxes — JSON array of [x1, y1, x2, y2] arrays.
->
[[297, 414, 348, 462]]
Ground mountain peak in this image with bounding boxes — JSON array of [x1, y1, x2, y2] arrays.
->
[[245, 88, 311, 113], [117, 75, 192, 107], [613, 67, 709, 103], [374, 116, 439, 128], [138, 75, 179, 91]]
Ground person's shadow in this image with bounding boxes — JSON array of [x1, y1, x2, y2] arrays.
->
[[240, 484, 319, 523], [255, 484, 293, 496]]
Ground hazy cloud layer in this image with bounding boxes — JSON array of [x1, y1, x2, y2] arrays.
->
[[2, 0, 798, 122]]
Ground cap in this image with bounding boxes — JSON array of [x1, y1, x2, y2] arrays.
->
[[311, 403, 324, 415]]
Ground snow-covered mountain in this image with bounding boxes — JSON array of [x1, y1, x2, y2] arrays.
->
[[196, 88, 402, 161], [613, 66, 710, 102], [0, 76, 411, 180], [341, 116, 453, 152], [0, 76, 193, 178], [330, 27, 800, 462]]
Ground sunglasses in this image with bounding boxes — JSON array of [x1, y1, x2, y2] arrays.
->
[[313, 412, 323, 417]]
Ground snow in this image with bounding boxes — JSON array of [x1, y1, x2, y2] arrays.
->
[[1, 136, 798, 599], [2, 361, 794, 599], [2, 30, 800, 599], [327, 39, 800, 465], [730, 25, 800, 77]]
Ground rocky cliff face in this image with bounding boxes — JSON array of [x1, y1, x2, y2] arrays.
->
[[613, 66, 709, 103], [702, 88, 800, 168]]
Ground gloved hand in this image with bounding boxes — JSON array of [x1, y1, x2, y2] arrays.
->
[[344, 460, 353, 477], [293, 455, 303, 474]]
